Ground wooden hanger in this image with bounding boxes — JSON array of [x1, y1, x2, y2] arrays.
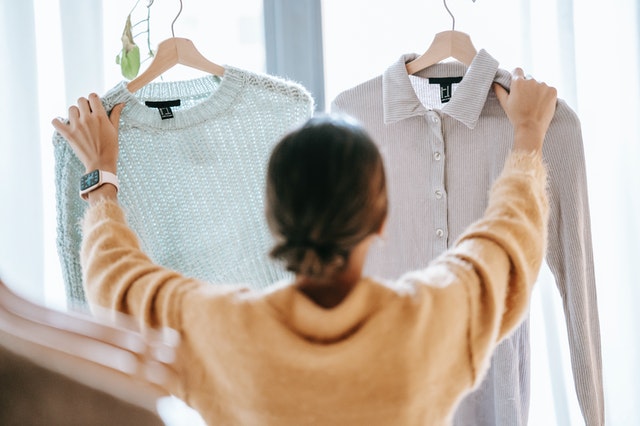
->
[[405, 0, 477, 74], [127, 0, 225, 93]]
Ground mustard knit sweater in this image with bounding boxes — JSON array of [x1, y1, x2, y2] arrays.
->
[[80, 151, 548, 426]]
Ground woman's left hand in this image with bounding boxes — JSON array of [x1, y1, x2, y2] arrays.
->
[[52, 94, 125, 174]]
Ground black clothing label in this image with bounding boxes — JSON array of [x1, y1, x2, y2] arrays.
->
[[145, 100, 181, 120], [429, 77, 463, 103]]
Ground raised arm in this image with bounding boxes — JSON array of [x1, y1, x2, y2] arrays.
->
[[408, 69, 557, 384], [459, 68, 556, 366]]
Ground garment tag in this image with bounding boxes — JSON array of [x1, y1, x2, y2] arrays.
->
[[429, 77, 463, 103], [145, 100, 181, 120]]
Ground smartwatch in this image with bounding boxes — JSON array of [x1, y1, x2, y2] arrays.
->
[[79, 169, 119, 200]]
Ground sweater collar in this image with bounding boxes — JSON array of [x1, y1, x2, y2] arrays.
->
[[264, 278, 383, 343], [382, 49, 511, 129], [100, 66, 246, 130]]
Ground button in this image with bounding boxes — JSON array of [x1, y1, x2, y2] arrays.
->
[[435, 190, 443, 199], [434, 152, 442, 161], [436, 228, 445, 238], [431, 116, 440, 124]]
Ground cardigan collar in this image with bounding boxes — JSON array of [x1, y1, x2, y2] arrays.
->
[[382, 49, 511, 129]]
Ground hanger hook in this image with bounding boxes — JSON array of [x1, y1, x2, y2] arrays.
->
[[443, 0, 477, 31], [443, 0, 455, 31], [171, 0, 183, 38]]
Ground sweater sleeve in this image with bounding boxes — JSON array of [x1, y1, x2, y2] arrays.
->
[[80, 199, 230, 331], [412, 150, 549, 384]]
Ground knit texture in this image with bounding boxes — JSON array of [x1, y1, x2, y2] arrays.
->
[[53, 66, 314, 308], [80, 150, 548, 426], [331, 50, 603, 426]]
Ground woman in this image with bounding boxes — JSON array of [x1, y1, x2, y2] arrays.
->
[[53, 68, 556, 425]]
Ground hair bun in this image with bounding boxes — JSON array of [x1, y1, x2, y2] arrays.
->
[[288, 239, 334, 255], [270, 240, 347, 278]]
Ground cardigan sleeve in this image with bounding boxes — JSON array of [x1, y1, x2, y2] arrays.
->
[[80, 199, 233, 331]]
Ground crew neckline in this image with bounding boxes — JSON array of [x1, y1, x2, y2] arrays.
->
[[102, 66, 246, 130]]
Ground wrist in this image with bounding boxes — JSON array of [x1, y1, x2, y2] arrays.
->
[[513, 122, 546, 139], [85, 164, 117, 175], [513, 127, 545, 154], [87, 183, 118, 204]]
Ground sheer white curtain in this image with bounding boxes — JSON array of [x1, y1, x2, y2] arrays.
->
[[322, 0, 639, 424], [0, 0, 103, 308], [0, 0, 44, 302], [573, 2, 640, 423]]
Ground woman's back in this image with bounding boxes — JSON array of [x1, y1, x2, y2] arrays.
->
[[183, 278, 477, 425]]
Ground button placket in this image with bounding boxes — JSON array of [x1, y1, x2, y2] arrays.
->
[[427, 111, 448, 251]]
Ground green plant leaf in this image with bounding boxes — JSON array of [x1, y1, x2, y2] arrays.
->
[[120, 45, 140, 80], [116, 13, 141, 79]]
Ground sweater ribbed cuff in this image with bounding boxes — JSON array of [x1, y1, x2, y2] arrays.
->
[[502, 150, 548, 187], [82, 199, 127, 230]]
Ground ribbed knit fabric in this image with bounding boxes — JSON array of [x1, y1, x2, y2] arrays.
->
[[53, 66, 314, 308], [79, 150, 549, 426], [331, 50, 603, 426]]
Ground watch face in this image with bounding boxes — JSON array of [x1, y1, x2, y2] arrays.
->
[[80, 170, 100, 191]]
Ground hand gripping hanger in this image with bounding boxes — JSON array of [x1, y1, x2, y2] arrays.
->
[[405, 0, 478, 74], [127, 0, 225, 93]]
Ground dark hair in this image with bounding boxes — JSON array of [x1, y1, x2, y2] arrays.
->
[[266, 114, 387, 279]]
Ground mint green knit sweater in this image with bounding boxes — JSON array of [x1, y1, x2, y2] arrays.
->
[[54, 67, 314, 308]]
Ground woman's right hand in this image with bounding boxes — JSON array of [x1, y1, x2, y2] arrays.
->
[[493, 68, 557, 153]]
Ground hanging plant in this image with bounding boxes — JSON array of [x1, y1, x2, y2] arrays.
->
[[115, 0, 154, 79]]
